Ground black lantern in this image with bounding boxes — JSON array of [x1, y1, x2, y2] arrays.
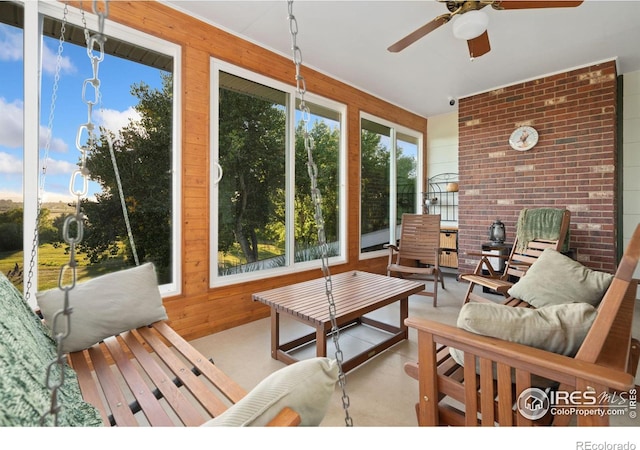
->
[[489, 219, 506, 244]]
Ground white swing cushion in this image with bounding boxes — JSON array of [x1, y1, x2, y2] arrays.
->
[[202, 357, 338, 426], [37, 262, 167, 353]]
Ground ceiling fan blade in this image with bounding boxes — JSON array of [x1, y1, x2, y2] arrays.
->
[[387, 14, 451, 53], [467, 31, 491, 59], [492, 1, 583, 10]]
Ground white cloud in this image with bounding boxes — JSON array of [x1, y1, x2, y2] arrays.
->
[[0, 151, 23, 174], [0, 26, 22, 62], [0, 189, 90, 204], [0, 26, 75, 75], [41, 190, 77, 203], [0, 190, 22, 202], [0, 98, 24, 148], [0, 98, 69, 153], [95, 106, 142, 136], [41, 41, 75, 76], [39, 124, 69, 153], [42, 157, 79, 176]]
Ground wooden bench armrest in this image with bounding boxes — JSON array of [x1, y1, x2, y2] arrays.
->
[[404, 317, 635, 392], [267, 407, 302, 426]]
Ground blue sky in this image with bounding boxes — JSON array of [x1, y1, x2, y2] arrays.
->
[[0, 21, 164, 203]]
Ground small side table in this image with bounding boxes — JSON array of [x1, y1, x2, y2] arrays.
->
[[480, 242, 512, 294]]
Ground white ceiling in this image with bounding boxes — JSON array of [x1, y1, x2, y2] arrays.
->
[[162, 0, 640, 118]]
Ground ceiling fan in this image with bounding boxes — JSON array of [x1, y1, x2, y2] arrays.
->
[[388, 1, 584, 59]]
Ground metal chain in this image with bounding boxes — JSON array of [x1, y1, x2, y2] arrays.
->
[[82, 2, 140, 266], [40, 1, 110, 426], [287, 0, 352, 427]]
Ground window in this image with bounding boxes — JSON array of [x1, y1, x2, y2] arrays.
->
[[0, 1, 181, 303], [360, 113, 423, 255], [211, 61, 346, 286], [0, 3, 24, 292]]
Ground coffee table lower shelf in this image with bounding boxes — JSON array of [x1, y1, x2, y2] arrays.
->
[[274, 315, 408, 373], [253, 271, 425, 373]]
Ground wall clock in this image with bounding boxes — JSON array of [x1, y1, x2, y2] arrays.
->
[[509, 126, 538, 151]]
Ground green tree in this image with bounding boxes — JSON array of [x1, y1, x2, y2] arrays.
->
[[360, 129, 390, 234], [0, 208, 24, 251], [0, 207, 59, 251], [217, 88, 286, 263], [80, 72, 173, 283], [36, 208, 57, 245], [293, 120, 340, 247], [396, 148, 417, 218]]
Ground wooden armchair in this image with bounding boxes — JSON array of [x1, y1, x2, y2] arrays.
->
[[460, 208, 571, 304], [404, 223, 640, 426], [386, 214, 444, 306]]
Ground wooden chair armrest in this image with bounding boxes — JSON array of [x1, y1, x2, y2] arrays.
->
[[404, 361, 419, 380], [404, 317, 635, 392], [465, 251, 510, 259]]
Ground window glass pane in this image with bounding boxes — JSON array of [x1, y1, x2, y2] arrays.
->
[[0, 8, 24, 292], [294, 101, 341, 262], [360, 116, 422, 251], [396, 133, 419, 233], [360, 118, 391, 253], [38, 16, 174, 290], [217, 71, 287, 276]]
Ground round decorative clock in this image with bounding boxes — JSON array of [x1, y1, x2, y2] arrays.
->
[[509, 126, 538, 151]]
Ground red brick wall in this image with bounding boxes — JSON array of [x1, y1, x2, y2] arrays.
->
[[458, 61, 618, 274]]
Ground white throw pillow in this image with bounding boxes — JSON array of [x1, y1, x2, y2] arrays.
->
[[507, 248, 613, 308], [37, 262, 167, 353], [202, 357, 338, 426], [450, 301, 597, 368], [456, 302, 597, 356]]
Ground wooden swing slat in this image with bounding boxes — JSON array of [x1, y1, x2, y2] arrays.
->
[[67, 350, 110, 425], [102, 335, 175, 426], [152, 321, 246, 404], [135, 325, 230, 418], [86, 345, 139, 426], [119, 327, 213, 426]]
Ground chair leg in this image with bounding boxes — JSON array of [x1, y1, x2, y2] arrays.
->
[[462, 280, 475, 305], [432, 275, 438, 308]]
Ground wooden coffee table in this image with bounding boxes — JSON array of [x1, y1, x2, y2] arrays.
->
[[252, 270, 425, 372]]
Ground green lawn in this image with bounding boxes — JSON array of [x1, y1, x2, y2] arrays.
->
[[1, 244, 129, 293], [218, 242, 284, 268], [3, 241, 284, 292]]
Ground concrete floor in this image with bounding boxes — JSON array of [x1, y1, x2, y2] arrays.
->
[[190, 271, 640, 429]]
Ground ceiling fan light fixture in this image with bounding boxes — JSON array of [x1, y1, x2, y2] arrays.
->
[[452, 10, 489, 40]]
